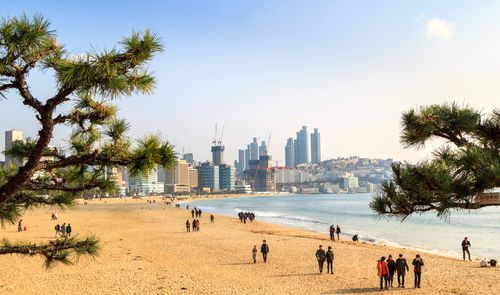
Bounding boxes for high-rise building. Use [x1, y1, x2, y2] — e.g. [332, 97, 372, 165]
[245, 145, 250, 168]
[237, 149, 245, 175]
[244, 155, 276, 192]
[311, 128, 321, 164]
[250, 137, 258, 160]
[5, 130, 24, 168]
[211, 145, 225, 166]
[295, 126, 310, 165]
[259, 141, 267, 156]
[285, 138, 295, 168]
[129, 168, 164, 195]
[219, 164, 235, 191]
[182, 153, 194, 164]
[197, 162, 220, 191]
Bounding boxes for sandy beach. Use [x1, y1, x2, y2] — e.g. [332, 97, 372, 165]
[0, 197, 498, 295]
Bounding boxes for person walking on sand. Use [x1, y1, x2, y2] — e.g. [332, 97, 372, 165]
[336, 225, 341, 241]
[186, 220, 190, 232]
[66, 224, 72, 237]
[18, 219, 22, 232]
[462, 237, 472, 261]
[196, 219, 200, 231]
[377, 256, 389, 290]
[326, 246, 334, 274]
[261, 240, 269, 263]
[316, 245, 326, 274]
[352, 234, 359, 242]
[412, 254, 424, 288]
[329, 225, 335, 241]
[55, 223, 61, 238]
[396, 253, 409, 288]
[210, 214, 214, 223]
[191, 209, 195, 218]
[387, 255, 396, 287]
[252, 245, 258, 264]
[192, 219, 196, 232]
[61, 223, 66, 237]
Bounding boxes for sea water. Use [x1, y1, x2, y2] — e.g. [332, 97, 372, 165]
[185, 193, 500, 260]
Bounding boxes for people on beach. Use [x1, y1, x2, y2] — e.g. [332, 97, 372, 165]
[196, 219, 200, 231]
[54, 212, 58, 220]
[198, 209, 202, 217]
[55, 223, 61, 238]
[326, 246, 334, 274]
[316, 245, 326, 274]
[252, 245, 258, 264]
[329, 225, 335, 241]
[18, 219, 22, 232]
[377, 256, 389, 290]
[336, 225, 341, 241]
[210, 214, 214, 223]
[186, 220, 190, 232]
[462, 237, 471, 261]
[352, 234, 359, 242]
[387, 255, 396, 287]
[238, 211, 255, 224]
[412, 254, 424, 288]
[191, 209, 195, 218]
[261, 240, 269, 263]
[192, 219, 196, 232]
[66, 223, 72, 237]
[396, 253, 409, 288]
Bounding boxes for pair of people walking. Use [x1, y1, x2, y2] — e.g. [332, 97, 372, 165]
[252, 240, 269, 263]
[315, 245, 334, 274]
[328, 225, 341, 241]
[378, 253, 423, 290]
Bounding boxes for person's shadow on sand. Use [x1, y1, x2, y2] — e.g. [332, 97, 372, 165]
[322, 287, 407, 294]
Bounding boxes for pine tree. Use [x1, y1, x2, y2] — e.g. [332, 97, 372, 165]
[370, 102, 499, 219]
[0, 14, 175, 267]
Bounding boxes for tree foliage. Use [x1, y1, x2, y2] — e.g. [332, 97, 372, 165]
[370, 102, 499, 219]
[0, 14, 175, 267]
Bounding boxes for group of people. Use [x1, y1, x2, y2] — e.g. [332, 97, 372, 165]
[238, 211, 255, 224]
[377, 253, 423, 290]
[186, 219, 200, 232]
[328, 225, 341, 241]
[191, 208, 202, 218]
[54, 223, 72, 238]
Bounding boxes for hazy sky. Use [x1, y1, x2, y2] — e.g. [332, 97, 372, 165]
[1, 1, 499, 164]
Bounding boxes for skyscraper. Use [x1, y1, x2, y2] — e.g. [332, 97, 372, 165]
[311, 128, 321, 164]
[237, 149, 245, 175]
[285, 138, 295, 168]
[211, 145, 225, 166]
[5, 130, 24, 168]
[259, 140, 267, 156]
[250, 137, 258, 160]
[297, 126, 310, 165]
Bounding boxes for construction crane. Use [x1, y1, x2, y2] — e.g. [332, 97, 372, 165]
[212, 123, 218, 145]
[218, 124, 224, 146]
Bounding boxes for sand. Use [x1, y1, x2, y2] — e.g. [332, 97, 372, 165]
[0, 197, 498, 295]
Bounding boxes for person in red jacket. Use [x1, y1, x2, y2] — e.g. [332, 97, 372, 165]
[377, 256, 389, 290]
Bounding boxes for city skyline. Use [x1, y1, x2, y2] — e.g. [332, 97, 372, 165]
[1, 1, 499, 165]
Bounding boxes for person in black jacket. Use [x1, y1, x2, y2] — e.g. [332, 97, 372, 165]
[66, 224, 72, 237]
[261, 240, 269, 263]
[336, 225, 341, 241]
[387, 255, 396, 287]
[186, 220, 190, 232]
[412, 254, 424, 288]
[395, 254, 409, 288]
[326, 246, 334, 274]
[462, 237, 471, 261]
[316, 245, 326, 274]
[191, 209, 195, 218]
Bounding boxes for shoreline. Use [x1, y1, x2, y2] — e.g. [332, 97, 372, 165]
[181, 196, 489, 263]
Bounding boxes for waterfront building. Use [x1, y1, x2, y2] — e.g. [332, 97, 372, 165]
[310, 128, 321, 164]
[197, 162, 220, 191]
[129, 168, 164, 195]
[285, 138, 295, 168]
[297, 126, 310, 165]
[219, 164, 236, 191]
[235, 184, 252, 194]
[343, 175, 359, 190]
[211, 145, 225, 166]
[244, 155, 276, 192]
[5, 130, 24, 168]
[237, 149, 245, 175]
